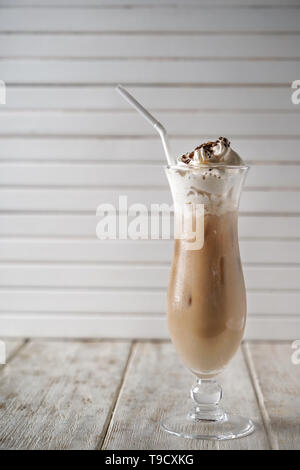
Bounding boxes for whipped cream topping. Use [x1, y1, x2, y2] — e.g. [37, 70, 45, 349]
[177, 137, 244, 168]
[167, 137, 247, 216]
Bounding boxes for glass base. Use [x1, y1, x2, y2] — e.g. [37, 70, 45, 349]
[161, 412, 255, 441]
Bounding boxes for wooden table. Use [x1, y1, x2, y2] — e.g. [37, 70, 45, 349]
[0, 339, 299, 450]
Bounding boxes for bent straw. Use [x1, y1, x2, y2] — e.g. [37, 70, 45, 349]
[115, 84, 173, 166]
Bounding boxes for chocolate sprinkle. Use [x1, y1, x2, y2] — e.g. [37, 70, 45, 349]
[179, 136, 230, 165]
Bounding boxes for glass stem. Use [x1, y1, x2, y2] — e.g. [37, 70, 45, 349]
[188, 379, 226, 422]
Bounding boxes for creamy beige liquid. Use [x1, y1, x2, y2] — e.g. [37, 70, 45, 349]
[167, 211, 246, 377]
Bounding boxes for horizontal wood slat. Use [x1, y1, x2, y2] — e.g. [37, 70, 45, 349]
[0, 215, 299, 238]
[1, 265, 299, 290]
[0, 137, 299, 162]
[0, 289, 299, 314]
[1, 34, 300, 59]
[3, 86, 297, 111]
[0, 313, 298, 340]
[0, 111, 299, 136]
[1, 1, 299, 6]
[2, 1, 299, 7]
[0, 7, 299, 33]
[0, 189, 298, 213]
[0, 290, 164, 313]
[0, 239, 299, 263]
[0, 163, 298, 188]
[1, 59, 298, 84]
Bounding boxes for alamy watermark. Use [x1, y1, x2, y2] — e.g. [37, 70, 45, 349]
[290, 82, 300, 365]
[291, 340, 300, 366]
[291, 80, 300, 105]
[0, 80, 6, 105]
[0, 341, 6, 365]
[96, 196, 204, 250]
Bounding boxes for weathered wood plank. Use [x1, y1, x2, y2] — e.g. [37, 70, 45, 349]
[0, 340, 132, 450]
[0, 339, 26, 368]
[5, 340, 26, 360]
[103, 341, 268, 450]
[244, 342, 300, 450]
[219, 345, 269, 450]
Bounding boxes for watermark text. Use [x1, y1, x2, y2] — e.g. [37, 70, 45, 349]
[291, 80, 300, 105]
[0, 341, 6, 365]
[96, 196, 204, 250]
[0, 80, 6, 105]
[291, 340, 300, 365]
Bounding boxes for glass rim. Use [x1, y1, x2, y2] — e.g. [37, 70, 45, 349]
[165, 164, 249, 171]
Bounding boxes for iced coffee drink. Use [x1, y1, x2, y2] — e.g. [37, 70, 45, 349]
[166, 137, 248, 378]
[114, 86, 254, 439]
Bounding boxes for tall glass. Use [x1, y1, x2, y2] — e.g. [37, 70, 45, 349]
[161, 164, 254, 440]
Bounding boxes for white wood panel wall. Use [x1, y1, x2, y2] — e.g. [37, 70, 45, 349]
[0, 0, 299, 339]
